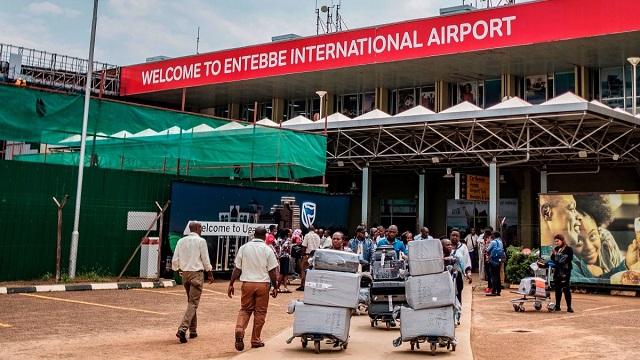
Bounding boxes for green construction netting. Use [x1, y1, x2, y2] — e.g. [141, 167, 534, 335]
[0, 84, 326, 179]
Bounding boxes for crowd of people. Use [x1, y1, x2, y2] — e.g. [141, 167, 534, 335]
[167, 191, 640, 347]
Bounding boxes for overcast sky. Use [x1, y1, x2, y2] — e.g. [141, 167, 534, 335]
[0, 0, 532, 66]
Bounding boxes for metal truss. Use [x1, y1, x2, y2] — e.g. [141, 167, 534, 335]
[0, 43, 119, 96]
[323, 109, 640, 175]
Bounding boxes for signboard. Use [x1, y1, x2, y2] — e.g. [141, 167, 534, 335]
[538, 192, 640, 287]
[169, 181, 350, 271]
[446, 198, 517, 233]
[120, 0, 640, 95]
[460, 174, 490, 201]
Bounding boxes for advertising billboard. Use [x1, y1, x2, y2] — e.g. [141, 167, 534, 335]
[168, 181, 350, 271]
[538, 193, 640, 286]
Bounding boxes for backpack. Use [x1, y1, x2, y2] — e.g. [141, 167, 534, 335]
[489, 240, 505, 266]
[291, 244, 304, 259]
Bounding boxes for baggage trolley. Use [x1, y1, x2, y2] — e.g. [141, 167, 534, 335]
[510, 259, 556, 312]
[369, 246, 407, 329]
[286, 333, 348, 354]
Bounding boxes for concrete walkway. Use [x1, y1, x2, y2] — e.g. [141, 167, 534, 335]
[234, 276, 473, 359]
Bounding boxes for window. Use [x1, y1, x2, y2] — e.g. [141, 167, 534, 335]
[380, 199, 416, 233]
[484, 79, 501, 108]
[525, 74, 547, 104]
[600, 67, 624, 108]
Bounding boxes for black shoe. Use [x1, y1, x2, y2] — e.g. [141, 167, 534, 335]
[235, 335, 244, 351]
[495, 293, 501, 296]
[295, 286, 305, 291]
[567, 308, 574, 313]
[389, 320, 396, 327]
[176, 330, 187, 343]
[189, 332, 197, 339]
[554, 306, 561, 311]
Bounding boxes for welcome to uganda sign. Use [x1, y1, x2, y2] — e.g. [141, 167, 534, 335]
[539, 192, 640, 287]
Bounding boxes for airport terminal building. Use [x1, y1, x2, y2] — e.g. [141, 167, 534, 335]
[3, 0, 640, 250]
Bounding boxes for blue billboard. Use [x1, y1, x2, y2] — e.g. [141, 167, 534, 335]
[168, 181, 350, 271]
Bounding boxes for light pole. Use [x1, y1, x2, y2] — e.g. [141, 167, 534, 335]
[316, 91, 328, 185]
[69, 0, 99, 278]
[628, 57, 640, 115]
[315, 90, 327, 134]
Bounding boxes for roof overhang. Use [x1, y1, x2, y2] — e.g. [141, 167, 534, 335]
[286, 99, 640, 175]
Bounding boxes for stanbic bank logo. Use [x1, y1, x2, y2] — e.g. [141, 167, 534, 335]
[301, 202, 316, 229]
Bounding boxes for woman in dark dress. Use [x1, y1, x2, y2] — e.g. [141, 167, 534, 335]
[551, 234, 574, 312]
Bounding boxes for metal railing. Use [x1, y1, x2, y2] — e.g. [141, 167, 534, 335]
[0, 43, 120, 96]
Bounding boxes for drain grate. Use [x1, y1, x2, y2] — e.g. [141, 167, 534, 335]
[511, 329, 532, 333]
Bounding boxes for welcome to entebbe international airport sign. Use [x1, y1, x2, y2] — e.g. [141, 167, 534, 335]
[119, 0, 640, 95]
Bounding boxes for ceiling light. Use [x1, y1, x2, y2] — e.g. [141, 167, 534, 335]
[443, 168, 454, 178]
[337, 160, 344, 167]
[612, 154, 620, 161]
[431, 156, 440, 163]
[578, 150, 588, 158]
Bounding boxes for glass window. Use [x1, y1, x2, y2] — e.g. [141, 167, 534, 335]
[624, 66, 639, 112]
[339, 94, 359, 118]
[484, 79, 501, 108]
[554, 72, 574, 98]
[288, 99, 307, 119]
[525, 74, 547, 104]
[397, 88, 416, 113]
[457, 81, 478, 105]
[362, 92, 375, 114]
[419, 85, 436, 111]
[380, 199, 416, 232]
[600, 67, 624, 108]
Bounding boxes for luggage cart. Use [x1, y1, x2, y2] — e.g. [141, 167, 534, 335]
[510, 259, 556, 312]
[286, 333, 348, 354]
[369, 246, 407, 330]
[392, 266, 458, 355]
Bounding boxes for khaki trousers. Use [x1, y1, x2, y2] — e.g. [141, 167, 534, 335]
[179, 271, 204, 333]
[235, 282, 271, 345]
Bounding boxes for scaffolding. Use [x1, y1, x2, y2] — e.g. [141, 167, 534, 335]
[0, 43, 119, 96]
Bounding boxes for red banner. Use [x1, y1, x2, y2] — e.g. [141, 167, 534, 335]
[120, 0, 640, 95]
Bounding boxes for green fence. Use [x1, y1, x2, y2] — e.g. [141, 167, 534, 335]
[0, 160, 324, 281]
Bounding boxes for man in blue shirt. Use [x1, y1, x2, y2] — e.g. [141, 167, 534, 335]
[348, 226, 375, 267]
[376, 225, 407, 258]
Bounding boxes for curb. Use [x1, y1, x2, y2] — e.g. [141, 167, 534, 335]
[0, 279, 176, 295]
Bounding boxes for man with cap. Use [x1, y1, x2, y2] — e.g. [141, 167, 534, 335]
[348, 226, 375, 270]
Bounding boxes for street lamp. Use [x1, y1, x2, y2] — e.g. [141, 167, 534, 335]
[316, 90, 327, 134]
[628, 57, 640, 115]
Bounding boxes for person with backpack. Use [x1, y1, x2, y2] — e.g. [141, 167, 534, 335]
[485, 231, 505, 296]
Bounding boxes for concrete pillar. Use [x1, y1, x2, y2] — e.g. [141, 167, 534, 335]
[271, 98, 285, 124]
[418, 173, 425, 229]
[375, 87, 389, 112]
[489, 162, 499, 230]
[575, 65, 591, 100]
[435, 81, 450, 112]
[228, 103, 240, 120]
[501, 74, 517, 99]
[361, 167, 371, 226]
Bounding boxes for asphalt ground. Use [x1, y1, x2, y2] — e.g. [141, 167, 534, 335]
[0, 275, 638, 359]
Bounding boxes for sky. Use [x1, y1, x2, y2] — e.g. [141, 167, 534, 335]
[0, 0, 531, 66]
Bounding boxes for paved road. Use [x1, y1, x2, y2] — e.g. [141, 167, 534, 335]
[235, 278, 473, 359]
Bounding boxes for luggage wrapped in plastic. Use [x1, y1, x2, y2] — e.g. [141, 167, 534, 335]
[290, 301, 351, 342]
[372, 260, 404, 280]
[408, 240, 444, 276]
[399, 305, 455, 340]
[405, 271, 455, 310]
[358, 287, 370, 304]
[312, 249, 360, 273]
[304, 269, 360, 308]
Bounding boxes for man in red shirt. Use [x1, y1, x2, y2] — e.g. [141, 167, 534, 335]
[265, 225, 277, 252]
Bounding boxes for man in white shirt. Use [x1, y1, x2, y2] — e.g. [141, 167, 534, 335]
[414, 227, 434, 241]
[172, 221, 213, 343]
[464, 227, 479, 271]
[228, 226, 278, 351]
[296, 225, 322, 291]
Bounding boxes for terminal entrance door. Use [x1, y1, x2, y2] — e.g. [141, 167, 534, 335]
[379, 199, 416, 234]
